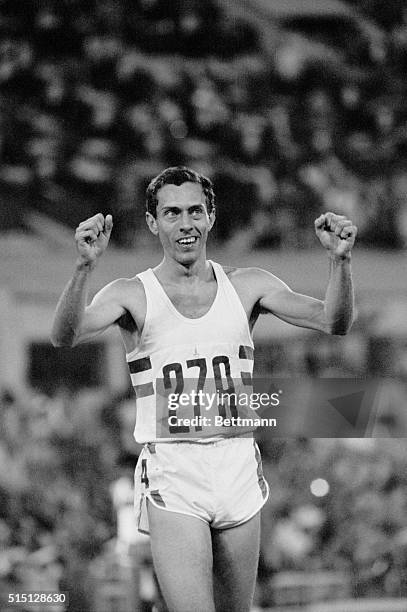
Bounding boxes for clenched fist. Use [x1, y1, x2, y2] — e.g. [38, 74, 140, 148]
[314, 212, 357, 259]
[75, 213, 113, 266]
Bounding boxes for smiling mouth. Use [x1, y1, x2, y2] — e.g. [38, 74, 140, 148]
[177, 236, 198, 246]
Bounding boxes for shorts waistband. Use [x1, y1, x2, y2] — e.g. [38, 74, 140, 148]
[146, 434, 254, 452]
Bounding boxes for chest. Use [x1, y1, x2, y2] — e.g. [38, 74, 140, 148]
[163, 280, 218, 318]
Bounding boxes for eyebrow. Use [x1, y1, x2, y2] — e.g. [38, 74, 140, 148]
[161, 204, 205, 212]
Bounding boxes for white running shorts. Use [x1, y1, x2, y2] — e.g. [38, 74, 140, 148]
[134, 436, 269, 534]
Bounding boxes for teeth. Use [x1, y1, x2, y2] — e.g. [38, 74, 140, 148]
[178, 237, 196, 244]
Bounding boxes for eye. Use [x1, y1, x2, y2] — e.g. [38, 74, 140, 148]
[190, 207, 204, 218]
[164, 209, 178, 219]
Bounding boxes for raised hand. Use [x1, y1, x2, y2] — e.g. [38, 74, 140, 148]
[75, 213, 113, 266]
[314, 212, 357, 259]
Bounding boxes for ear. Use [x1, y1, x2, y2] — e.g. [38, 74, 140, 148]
[146, 211, 159, 235]
[208, 207, 216, 231]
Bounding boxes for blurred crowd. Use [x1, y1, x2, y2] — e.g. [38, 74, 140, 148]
[0, 386, 121, 611]
[259, 437, 407, 604]
[3, 0, 407, 609]
[2, 385, 407, 609]
[1, 0, 407, 247]
[2, 329, 407, 608]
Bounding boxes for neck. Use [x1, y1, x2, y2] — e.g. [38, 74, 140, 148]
[156, 252, 211, 282]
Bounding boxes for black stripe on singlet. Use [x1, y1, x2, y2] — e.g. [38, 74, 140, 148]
[134, 382, 154, 398]
[239, 345, 254, 360]
[128, 357, 154, 398]
[239, 345, 254, 386]
[128, 356, 152, 374]
[240, 372, 252, 386]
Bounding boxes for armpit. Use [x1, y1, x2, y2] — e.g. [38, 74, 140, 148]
[117, 309, 137, 333]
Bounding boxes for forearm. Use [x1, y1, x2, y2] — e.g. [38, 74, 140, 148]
[324, 253, 354, 335]
[51, 260, 94, 347]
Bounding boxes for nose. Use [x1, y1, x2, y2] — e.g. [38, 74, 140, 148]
[179, 210, 193, 232]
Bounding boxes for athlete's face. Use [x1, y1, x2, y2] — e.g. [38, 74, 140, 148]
[146, 182, 215, 264]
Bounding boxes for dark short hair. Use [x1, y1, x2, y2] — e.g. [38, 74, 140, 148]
[146, 166, 215, 218]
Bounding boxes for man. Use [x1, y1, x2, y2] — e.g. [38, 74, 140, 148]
[51, 166, 357, 612]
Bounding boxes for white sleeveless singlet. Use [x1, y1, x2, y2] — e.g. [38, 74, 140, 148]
[126, 260, 255, 443]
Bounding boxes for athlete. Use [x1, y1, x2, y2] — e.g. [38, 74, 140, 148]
[51, 166, 357, 612]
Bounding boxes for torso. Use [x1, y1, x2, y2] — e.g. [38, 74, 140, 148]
[125, 260, 257, 443]
[117, 265, 262, 354]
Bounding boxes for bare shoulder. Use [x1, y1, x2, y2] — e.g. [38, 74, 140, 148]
[222, 265, 288, 292]
[100, 274, 143, 294]
[219, 266, 290, 315]
[116, 275, 145, 294]
[92, 274, 146, 309]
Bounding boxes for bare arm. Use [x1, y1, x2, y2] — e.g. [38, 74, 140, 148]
[51, 213, 124, 347]
[322, 253, 354, 334]
[257, 212, 357, 335]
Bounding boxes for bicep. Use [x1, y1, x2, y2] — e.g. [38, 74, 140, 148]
[75, 283, 127, 345]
